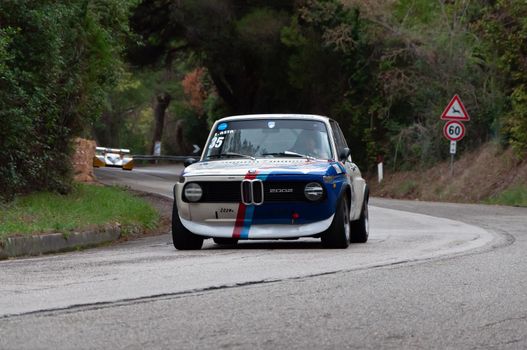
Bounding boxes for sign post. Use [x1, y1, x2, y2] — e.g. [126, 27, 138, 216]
[441, 95, 470, 176]
[153, 141, 162, 156]
[450, 141, 457, 154]
[449, 141, 457, 175]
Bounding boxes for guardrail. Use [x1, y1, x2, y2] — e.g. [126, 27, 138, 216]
[132, 155, 196, 162]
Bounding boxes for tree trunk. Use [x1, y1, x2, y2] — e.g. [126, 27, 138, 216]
[150, 92, 172, 155]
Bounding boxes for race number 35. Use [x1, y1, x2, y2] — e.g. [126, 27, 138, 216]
[208, 136, 225, 149]
[443, 121, 465, 141]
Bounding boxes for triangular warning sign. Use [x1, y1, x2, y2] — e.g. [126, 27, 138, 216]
[440, 94, 470, 121]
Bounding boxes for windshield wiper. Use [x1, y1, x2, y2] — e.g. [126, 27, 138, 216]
[207, 152, 255, 160]
[262, 151, 315, 160]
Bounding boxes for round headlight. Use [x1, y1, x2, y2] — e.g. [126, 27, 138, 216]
[184, 183, 203, 202]
[304, 182, 324, 201]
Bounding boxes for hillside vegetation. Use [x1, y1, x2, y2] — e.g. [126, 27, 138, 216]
[372, 143, 527, 206]
[1, 0, 526, 201]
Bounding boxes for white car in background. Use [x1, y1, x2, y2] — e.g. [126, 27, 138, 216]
[93, 147, 134, 170]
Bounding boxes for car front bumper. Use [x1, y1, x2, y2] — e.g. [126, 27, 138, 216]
[179, 214, 334, 239]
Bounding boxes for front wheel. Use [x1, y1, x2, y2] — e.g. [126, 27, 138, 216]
[350, 189, 369, 243]
[321, 195, 350, 249]
[172, 202, 203, 250]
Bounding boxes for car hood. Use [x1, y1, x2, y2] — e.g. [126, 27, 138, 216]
[183, 158, 344, 177]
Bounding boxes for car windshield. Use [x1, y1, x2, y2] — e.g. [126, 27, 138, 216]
[203, 119, 333, 160]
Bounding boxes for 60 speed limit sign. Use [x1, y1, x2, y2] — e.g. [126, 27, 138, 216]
[443, 120, 465, 141]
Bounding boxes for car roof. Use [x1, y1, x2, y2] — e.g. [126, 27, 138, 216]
[215, 114, 331, 123]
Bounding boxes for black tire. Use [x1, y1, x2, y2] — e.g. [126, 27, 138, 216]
[350, 189, 369, 243]
[172, 202, 204, 250]
[321, 195, 350, 249]
[213, 237, 239, 246]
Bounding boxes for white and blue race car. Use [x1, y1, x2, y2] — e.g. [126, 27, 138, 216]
[172, 114, 369, 249]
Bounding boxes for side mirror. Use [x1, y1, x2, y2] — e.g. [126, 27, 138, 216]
[339, 148, 351, 162]
[184, 157, 198, 167]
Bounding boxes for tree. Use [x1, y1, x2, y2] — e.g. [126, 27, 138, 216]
[0, 0, 133, 200]
[126, 0, 524, 170]
[477, 0, 527, 155]
[130, 0, 295, 114]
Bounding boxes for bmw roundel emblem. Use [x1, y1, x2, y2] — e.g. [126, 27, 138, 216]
[248, 169, 256, 174]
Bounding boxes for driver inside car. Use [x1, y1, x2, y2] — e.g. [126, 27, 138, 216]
[290, 130, 328, 159]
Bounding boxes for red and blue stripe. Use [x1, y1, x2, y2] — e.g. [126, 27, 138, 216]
[232, 170, 270, 239]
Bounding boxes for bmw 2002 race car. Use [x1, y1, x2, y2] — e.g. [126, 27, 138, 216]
[172, 114, 369, 250]
[93, 147, 134, 170]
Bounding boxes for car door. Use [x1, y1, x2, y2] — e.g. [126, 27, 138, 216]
[329, 120, 362, 219]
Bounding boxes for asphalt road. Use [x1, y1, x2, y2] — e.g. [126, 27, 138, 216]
[1, 166, 526, 349]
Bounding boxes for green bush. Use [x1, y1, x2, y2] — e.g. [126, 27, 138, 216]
[0, 0, 133, 201]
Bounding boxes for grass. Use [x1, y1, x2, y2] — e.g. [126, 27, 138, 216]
[485, 185, 527, 207]
[394, 180, 418, 197]
[0, 184, 159, 239]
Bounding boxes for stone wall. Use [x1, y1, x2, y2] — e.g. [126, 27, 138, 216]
[72, 138, 96, 182]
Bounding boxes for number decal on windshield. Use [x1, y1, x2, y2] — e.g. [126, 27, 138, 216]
[208, 136, 225, 149]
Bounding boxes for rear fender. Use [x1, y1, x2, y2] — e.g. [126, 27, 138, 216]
[350, 180, 367, 221]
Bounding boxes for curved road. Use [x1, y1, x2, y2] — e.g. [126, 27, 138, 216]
[1, 165, 526, 349]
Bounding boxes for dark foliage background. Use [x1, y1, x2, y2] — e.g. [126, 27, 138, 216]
[1, 0, 526, 201]
[128, 0, 526, 168]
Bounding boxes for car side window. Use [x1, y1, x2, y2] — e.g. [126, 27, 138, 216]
[335, 123, 349, 149]
[330, 120, 353, 163]
[329, 121, 338, 149]
[329, 120, 345, 151]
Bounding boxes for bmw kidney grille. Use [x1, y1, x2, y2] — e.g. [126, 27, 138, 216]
[241, 179, 264, 205]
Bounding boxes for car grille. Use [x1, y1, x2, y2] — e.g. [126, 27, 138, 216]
[198, 181, 241, 202]
[189, 181, 321, 203]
